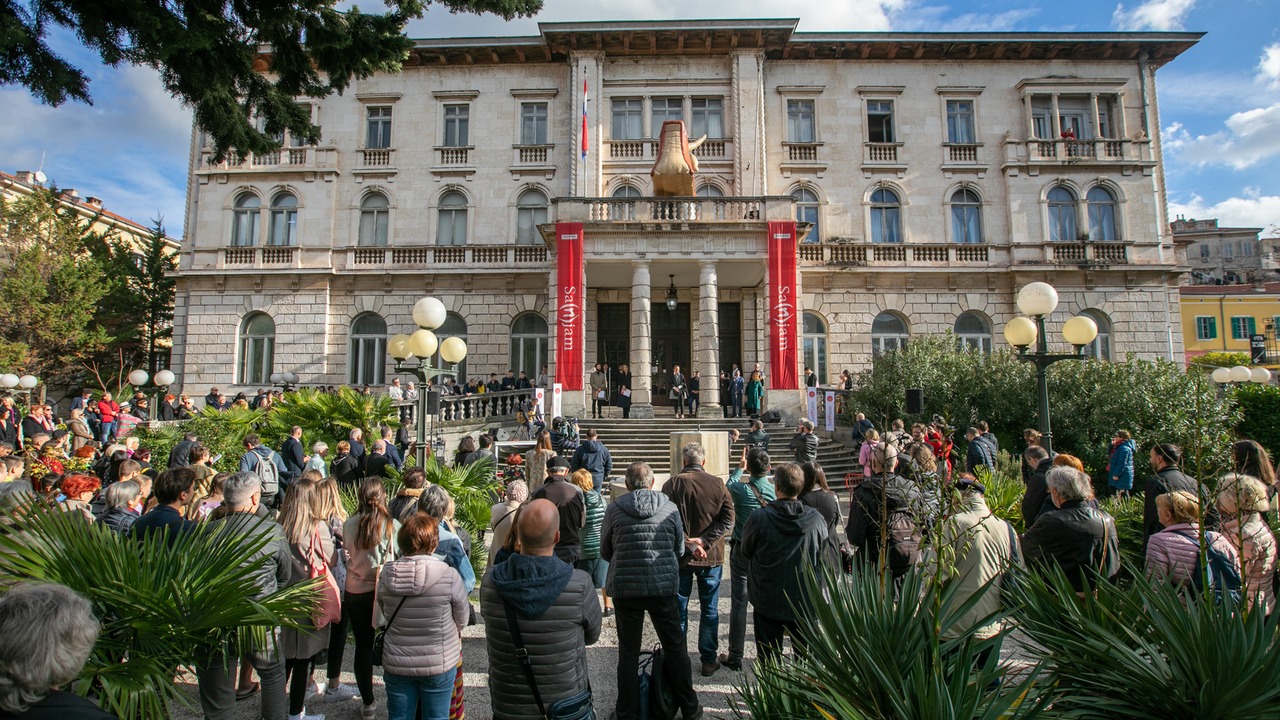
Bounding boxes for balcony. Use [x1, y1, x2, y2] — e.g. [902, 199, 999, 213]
[555, 195, 795, 225]
[798, 242, 994, 267]
[1047, 242, 1129, 265]
[354, 148, 397, 179]
[510, 144, 556, 180]
[341, 244, 551, 270]
[197, 147, 337, 176]
[514, 144, 553, 165]
[780, 142, 826, 176]
[1022, 138, 1152, 165]
[219, 246, 299, 269]
[605, 137, 734, 164]
[436, 146, 472, 165]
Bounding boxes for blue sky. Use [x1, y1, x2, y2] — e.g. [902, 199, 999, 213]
[1, 0, 1277, 237]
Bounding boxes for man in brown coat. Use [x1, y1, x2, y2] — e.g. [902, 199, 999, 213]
[662, 442, 735, 676]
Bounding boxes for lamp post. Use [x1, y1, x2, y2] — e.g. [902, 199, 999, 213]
[269, 371, 300, 391]
[1001, 282, 1099, 455]
[128, 369, 177, 421]
[1211, 365, 1271, 386]
[388, 297, 469, 467]
[1, 373, 41, 405]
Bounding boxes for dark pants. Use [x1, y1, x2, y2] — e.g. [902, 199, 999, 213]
[677, 565, 722, 665]
[344, 591, 378, 704]
[593, 395, 606, 417]
[326, 597, 350, 682]
[754, 610, 807, 663]
[285, 658, 314, 715]
[725, 548, 750, 662]
[614, 595, 700, 720]
[196, 630, 287, 720]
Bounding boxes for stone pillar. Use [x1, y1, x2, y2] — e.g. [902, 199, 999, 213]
[630, 260, 654, 418]
[697, 260, 722, 417]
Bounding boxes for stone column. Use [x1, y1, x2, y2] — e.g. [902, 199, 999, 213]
[697, 260, 722, 417]
[630, 260, 654, 418]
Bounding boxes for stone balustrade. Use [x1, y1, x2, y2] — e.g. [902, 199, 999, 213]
[555, 195, 794, 224]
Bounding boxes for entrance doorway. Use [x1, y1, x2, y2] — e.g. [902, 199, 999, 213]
[597, 304, 630, 397]
[652, 302, 691, 406]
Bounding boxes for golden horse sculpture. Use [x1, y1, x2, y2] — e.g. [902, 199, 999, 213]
[650, 120, 707, 196]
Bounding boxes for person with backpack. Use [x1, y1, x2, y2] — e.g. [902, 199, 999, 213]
[240, 433, 287, 509]
[1215, 475, 1277, 614]
[964, 427, 997, 475]
[847, 443, 930, 581]
[1146, 490, 1240, 595]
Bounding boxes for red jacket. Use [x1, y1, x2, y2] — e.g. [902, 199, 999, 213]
[98, 400, 120, 423]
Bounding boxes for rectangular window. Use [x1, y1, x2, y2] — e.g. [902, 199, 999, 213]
[651, 97, 683, 132]
[366, 106, 392, 148]
[867, 100, 895, 143]
[1223, 244, 1235, 259]
[443, 104, 469, 147]
[611, 98, 642, 140]
[520, 102, 548, 145]
[690, 98, 724, 138]
[787, 100, 815, 143]
[1199, 244, 1211, 258]
[1195, 316, 1217, 341]
[946, 100, 975, 143]
[1232, 316, 1257, 340]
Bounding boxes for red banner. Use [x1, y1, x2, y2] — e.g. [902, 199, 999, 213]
[555, 222, 585, 390]
[767, 220, 798, 390]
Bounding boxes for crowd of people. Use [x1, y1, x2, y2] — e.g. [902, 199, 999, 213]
[4, 392, 1280, 720]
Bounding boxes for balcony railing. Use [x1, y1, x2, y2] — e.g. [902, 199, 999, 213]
[784, 142, 820, 163]
[358, 148, 395, 168]
[1050, 242, 1129, 264]
[221, 246, 298, 267]
[797, 242, 992, 266]
[199, 147, 335, 172]
[436, 146, 472, 165]
[515, 144, 553, 164]
[343, 245, 550, 269]
[944, 143, 981, 163]
[555, 196, 797, 224]
[1027, 138, 1139, 162]
[605, 137, 734, 162]
[864, 142, 903, 164]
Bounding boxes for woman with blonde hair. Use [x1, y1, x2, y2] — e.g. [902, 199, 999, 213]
[571, 468, 612, 616]
[525, 430, 555, 493]
[1146, 490, 1238, 590]
[1216, 474, 1278, 615]
[277, 477, 340, 720]
[311, 474, 359, 705]
[858, 429, 880, 477]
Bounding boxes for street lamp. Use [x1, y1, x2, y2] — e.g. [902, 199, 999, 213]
[269, 371, 300, 391]
[1001, 282, 1099, 455]
[129, 369, 177, 420]
[1, 373, 41, 404]
[389, 297, 469, 467]
[1211, 365, 1270, 386]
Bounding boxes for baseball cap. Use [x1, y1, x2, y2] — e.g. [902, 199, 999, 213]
[548, 456, 572, 471]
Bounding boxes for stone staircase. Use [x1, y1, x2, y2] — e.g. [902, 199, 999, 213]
[577, 415, 863, 491]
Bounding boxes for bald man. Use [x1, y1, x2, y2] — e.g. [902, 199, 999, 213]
[481, 499, 601, 719]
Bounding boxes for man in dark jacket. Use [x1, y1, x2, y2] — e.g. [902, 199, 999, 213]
[1142, 443, 1213, 551]
[722, 446, 775, 671]
[1023, 465, 1120, 593]
[167, 431, 198, 469]
[570, 428, 613, 492]
[740, 462, 827, 662]
[279, 426, 305, 484]
[789, 419, 819, 464]
[130, 467, 196, 546]
[601, 462, 702, 720]
[203, 387, 221, 410]
[965, 427, 997, 475]
[847, 443, 930, 579]
[347, 428, 366, 471]
[364, 440, 394, 479]
[743, 419, 771, 452]
[1021, 445, 1055, 528]
[662, 442, 734, 677]
[531, 457, 586, 564]
[481, 499, 601, 720]
[196, 471, 290, 720]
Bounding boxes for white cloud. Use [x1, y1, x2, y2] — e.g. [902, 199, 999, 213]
[889, 4, 1038, 32]
[1111, 0, 1196, 31]
[1162, 102, 1280, 169]
[1169, 193, 1280, 234]
[1259, 42, 1280, 89]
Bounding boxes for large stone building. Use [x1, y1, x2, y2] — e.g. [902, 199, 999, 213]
[172, 19, 1197, 418]
[1172, 217, 1269, 285]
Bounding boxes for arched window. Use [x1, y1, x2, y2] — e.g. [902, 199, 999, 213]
[231, 194, 260, 247]
[950, 188, 983, 244]
[509, 313, 549, 376]
[430, 313, 469, 383]
[237, 313, 275, 384]
[802, 312, 828, 381]
[792, 188, 820, 242]
[610, 184, 641, 220]
[697, 185, 724, 198]
[1048, 186, 1078, 242]
[516, 190, 549, 245]
[871, 312, 909, 357]
[1082, 309, 1112, 360]
[268, 192, 298, 246]
[437, 191, 468, 246]
[1087, 187, 1118, 242]
[954, 311, 992, 353]
[349, 313, 387, 385]
[359, 193, 390, 247]
[870, 188, 902, 244]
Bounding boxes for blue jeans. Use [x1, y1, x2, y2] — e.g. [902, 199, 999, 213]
[385, 670, 454, 720]
[726, 547, 749, 662]
[99, 420, 116, 445]
[677, 564, 722, 665]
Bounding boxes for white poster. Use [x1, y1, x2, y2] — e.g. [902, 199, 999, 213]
[806, 387, 819, 426]
[824, 391, 836, 432]
[552, 383, 563, 419]
[534, 387, 546, 421]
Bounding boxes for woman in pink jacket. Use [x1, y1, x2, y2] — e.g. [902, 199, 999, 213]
[1145, 490, 1239, 590]
[377, 513, 469, 720]
[1216, 474, 1278, 615]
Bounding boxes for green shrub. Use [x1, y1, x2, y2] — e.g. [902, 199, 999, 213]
[1189, 351, 1251, 372]
[130, 405, 266, 473]
[1099, 494, 1146, 573]
[262, 386, 398, 449]
[977, 451, 1025, 533]
[1232, 383, 1280, 461]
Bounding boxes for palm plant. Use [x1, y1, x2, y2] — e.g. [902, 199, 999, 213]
[421, 454, 499, 536]
[1011, 563, 1280, 718]
[263, 387, 398, 449]
[977, 451, 1025, 532]
[0, 504, 317, 719]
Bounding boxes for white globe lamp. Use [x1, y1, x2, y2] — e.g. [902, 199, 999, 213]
[1229, 365, 1252, 383]
[0, 374, 18, 389]
[440, 336, 468, 365]
[1211, 367, 1232, 384]
[1062, 315, 1099, 347]
[18, 375, 39, 390]
[1016, 282, 1059, 317]
[388, 334, 412, 360]
[412, 298, 447, 330]
[1003, 316, 1038, 348]
[155, 370, 176, 386]
[1250, 367, 1271, 384]
[409, 329, 439, 359]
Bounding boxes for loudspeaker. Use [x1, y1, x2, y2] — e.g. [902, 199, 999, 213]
[426, 390, 441, 414]
[761, 410, 782, 424]
[905, 388, 924, 415]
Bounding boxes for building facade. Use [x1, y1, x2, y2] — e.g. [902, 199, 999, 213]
[172, 19, 1197, 418]
[1172, 217, 1268, 285]
[1181, 283, 1280, 369]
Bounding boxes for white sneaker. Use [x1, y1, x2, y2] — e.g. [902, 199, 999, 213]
[361, 702, 377, 720]
[288, 711, 325, 720]
[304, 681, 325, 700]
[321, 683, 358, 703]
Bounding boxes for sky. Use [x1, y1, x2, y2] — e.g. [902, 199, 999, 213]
[1, 0, 1277, 238]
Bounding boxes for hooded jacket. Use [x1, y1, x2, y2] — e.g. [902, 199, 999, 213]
[739, 498, 827, 622]
[570, 439, 613, 492]
[480, 554, 601, 720]
[1108, 439, 1135, 490]
[377, 553, 469, 677]
[847, 472, 932, 577]
[600, 489, 685, 599]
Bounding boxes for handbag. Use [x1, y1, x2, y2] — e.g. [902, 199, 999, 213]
[503, 600, 595, 720]
[371, 595, 407, 666]
[308, 528, 342, 627]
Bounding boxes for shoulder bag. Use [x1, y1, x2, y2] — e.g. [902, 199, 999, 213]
[372, 595, 408, 666]
[503, 600, 595, 720]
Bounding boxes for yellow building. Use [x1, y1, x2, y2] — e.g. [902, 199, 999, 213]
[1180, 284, 1280, 368]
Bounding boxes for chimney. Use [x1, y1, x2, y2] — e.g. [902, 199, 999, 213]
[61, 188, 79, 201]
[15, 171, 35, 183]
[85, 196, 104, 210]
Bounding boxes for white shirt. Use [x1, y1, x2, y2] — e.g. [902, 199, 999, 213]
[388, 385, 404, 400]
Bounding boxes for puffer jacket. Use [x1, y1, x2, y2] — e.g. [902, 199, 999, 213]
[1220, 515, 1278, 615]
[1108, 439, 1135, 490]
[740, 498, 827, 622]
[600, 489, 685, 599]
[570, 440, 613, 492]
[480, 554, 602, 720]
[377, 553, 468, 677]
[1143, 467, 1215, 548]
[1022, 500, 1121, 593]
[579, 490, 605, 561]
[1145, 522, 1239, 589]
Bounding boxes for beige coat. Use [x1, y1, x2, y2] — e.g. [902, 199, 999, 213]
[281, 522, 338, 659]
[924, 494, 1017, 640]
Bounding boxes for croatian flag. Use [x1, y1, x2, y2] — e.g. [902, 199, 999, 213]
[581, 77, 588, 160]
